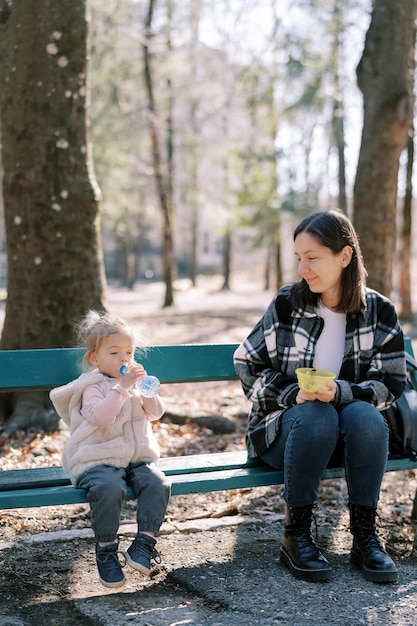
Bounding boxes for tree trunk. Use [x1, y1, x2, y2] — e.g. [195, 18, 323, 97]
[0, 0, 106, 432]
[264, 240, 272, 291]
[221, 229, 231, 291]
[331, 0, 347, 215]
[399, 131, 414, 320]
[143, 0, 175, 307]
[353, 0, 416, 296]
[0, 0, 106, 349]
[399, 17, 416, 320]
[0, 119, 4, 287]
[187, 1, 202, 287]
[275, 239, 281, 292]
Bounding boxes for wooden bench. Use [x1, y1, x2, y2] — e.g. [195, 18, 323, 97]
[1, 340, 417, 516]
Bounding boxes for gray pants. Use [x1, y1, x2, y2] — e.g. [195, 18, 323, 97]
[77, 462, 171, 543]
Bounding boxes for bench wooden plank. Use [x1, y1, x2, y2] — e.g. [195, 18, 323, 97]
[1, 456, 415, 510]
[1, 339, 412, 390]
[0, 466, 71, 490]
[2, 450, 415, 493]
[0, 452, 251, 491]
[0, 343, 239, 392]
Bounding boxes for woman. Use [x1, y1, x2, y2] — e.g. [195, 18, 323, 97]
[234, 210, 406, 584]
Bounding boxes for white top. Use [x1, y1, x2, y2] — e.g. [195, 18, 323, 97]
[313, 301, 346, 376]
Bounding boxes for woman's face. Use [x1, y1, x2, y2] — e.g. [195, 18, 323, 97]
[294, 231, 352, 308]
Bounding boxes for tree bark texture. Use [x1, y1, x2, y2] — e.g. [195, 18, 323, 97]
[143, 0, 175, 308]
[399, 132, 414, 319]
[0, 0, 106, 349]
[353, 0, 416, 296]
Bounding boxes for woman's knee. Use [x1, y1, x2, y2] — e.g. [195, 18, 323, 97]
[289, 401, 338, 433]
[260, 403, 338, 469]
[283, 400, 337, 421]
[340, 402, 388, 440]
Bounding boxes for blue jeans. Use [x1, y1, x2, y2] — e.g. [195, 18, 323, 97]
[260, 401, 389, 509]
[77, 462, 171, 543]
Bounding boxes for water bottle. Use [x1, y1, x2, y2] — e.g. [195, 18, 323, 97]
[137, 375, 161, 397]
[119, 365, 161, 398]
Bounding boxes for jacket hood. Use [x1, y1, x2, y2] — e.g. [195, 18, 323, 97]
[49, 371, 104, 425]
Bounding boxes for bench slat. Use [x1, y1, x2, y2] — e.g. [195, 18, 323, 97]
[3, 339, 413, 390]
[0, 451, 251, 491]
[2, 451, 415, 493]
[0, 466, 70, 490]
[0, 456, 415, 510]
[0, 344, 239, 391]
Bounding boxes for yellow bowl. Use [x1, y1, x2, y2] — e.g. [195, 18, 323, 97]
[296, 368, 336, 393]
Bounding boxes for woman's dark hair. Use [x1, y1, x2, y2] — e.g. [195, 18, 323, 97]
[291, 210, 367, 313]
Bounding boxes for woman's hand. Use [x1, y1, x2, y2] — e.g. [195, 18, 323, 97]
[296, 381, 336, 404]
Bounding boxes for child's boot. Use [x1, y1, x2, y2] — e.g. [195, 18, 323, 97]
[95, 542, 126, 588]
[126, 533, 160, 576]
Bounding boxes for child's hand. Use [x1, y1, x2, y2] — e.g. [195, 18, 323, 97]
[120, 363, 146, 390]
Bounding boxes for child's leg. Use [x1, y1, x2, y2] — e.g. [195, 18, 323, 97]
[127, 461, 171, 534]
[77, 465, 128, 587]
[77, 465, 127, 542]
[125, 462, 171, 575]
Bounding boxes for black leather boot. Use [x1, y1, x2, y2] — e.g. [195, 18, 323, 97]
[280, 503, 332, 582]
[349, 503, 397, 583]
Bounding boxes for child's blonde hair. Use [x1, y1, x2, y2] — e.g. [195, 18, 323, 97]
[77, 311, 146, 370]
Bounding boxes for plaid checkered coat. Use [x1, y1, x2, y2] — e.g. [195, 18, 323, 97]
[233, 284, 406, 458]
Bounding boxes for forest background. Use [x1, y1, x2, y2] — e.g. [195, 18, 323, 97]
[78, 0, 417, 311]
[81, 0, 417, 311]
[0, 0, 416, 433]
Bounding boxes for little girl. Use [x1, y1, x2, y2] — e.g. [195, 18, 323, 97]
[50, 311, 171, 589]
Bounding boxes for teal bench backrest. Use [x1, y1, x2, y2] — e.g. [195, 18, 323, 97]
[0, 336, 413, 393]
[0, 343, 240, 392]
